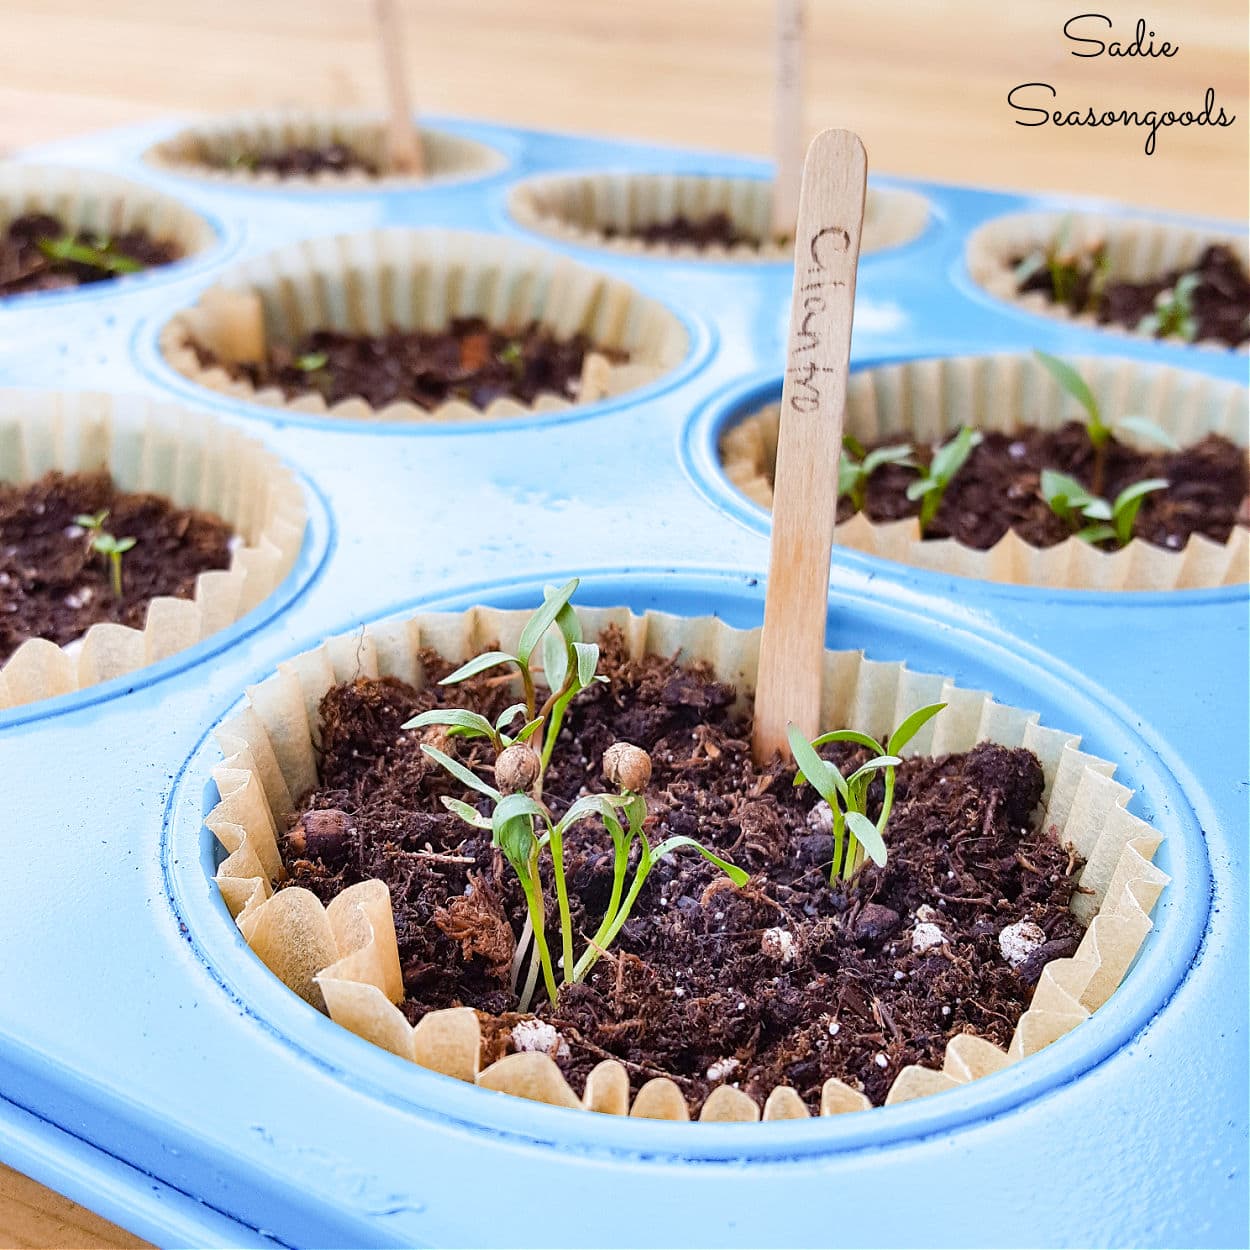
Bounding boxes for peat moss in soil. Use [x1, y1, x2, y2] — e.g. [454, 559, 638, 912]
[1015, 242, 1250, 348]
[280, 629, 1086, 1111]
[823, 423, 1246, 552]
[0, 470, 235, 663]
[199, 317, 628, 413]
[214, 143, 380, 179]
[0, 213, 181, 296]
[602, 212, 783, 252]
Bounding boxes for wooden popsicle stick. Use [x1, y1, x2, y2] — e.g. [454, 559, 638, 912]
[770, 0, 805, 240]
[753, 128, 867, 764]
[374, 0, 425, 176]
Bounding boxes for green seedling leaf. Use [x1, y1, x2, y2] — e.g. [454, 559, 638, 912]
[1114, 416, 1178, 451]
[845, 755, 903, 787]
[573, 641, 599, 688]
[511, 718, 544, 743]
[845, 811, 888, 868]
[1075, 522, 1117, 545]
[1033, 350, 1101, 428]
[787, 725, 849, 804]
[648, 836, 748, 887]
[439, 650, 520, 685]
[296, 352, 329, 372]
[1041, 469, 1098, 527]
[420, 743, 502, 800]
[888, 702, 947, 754]
[809, 728, 885, 755]
[37, 235, 144, 274]
[837, 452, 861, 500]
[74, 509, 108, 530]
[1111, 477, 1168, 544]
[1012, 250, 1047, 286]
[495, 702, 529, 731]
[863, 444, 915, 475]
[517, 578, 579, 664]
[560, 792, 636, 830]
[928, 425, 982, 483]
[542, 628, 568, 694]
[403, 708, 497, 740]
[440, 796, 491, 830]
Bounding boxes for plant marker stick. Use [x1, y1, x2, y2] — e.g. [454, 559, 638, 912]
[374, 0, 424, 175]
[771, 0, 805, 239]
[753, 128, 867, 764]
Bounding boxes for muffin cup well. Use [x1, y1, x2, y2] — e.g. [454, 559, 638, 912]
[965, 210, 1249, 353]
[0, 391, 306, 711]
[207, 604, 1166, 1121]
[160, 229, 691, 423]
[719, 353, 1248, 591]
[144, 112, 503, 190]
[508, 171, 930, 262]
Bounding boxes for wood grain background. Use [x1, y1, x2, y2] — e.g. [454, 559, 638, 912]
[0, 0, 1245, 1245]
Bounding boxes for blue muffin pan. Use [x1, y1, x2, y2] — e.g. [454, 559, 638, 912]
[0, 116, 1246, 1249]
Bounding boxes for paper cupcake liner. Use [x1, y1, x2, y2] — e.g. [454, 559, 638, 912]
[160, 228, 691, 423]
[207, 603, 1167, 1122]
[507, 172, 930, 262]
[719, 353, 1249, 591]
[144, 111, 504, 190]
[0, 164, 215, 272]
[965, 210, 1250, 354]
[0, 391, 306, 711]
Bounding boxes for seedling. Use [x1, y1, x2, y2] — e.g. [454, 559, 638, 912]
[1137, 272, 1200, 342]
[1013, 216, 1108, 311]
[905, 426, 982, 534]
[1040, 470, 1168, 548]
[73, 510, 137, 596]
[404, 580, 746, 1010]
[839, 435, 915, 512]
[1033, 350, 1176, 496]
[36, 234, 144, 276]
[788, 703, 946, 885]
[295, 351, 329, 372]
[498, 341, 524, 374]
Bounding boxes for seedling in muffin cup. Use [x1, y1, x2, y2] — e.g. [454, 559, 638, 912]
[36, 233, 144, 276]
[1137, 272, 1200, 342]
[905, 425, 982, 535]
[1040, 470, 1168, 549]
[91, 531, 137, 597]
[1012, 215, 1109, 311]
[404, 581, 745, 1010]
[839, 435, 915, 512]
[788, 702, 945, 884]
[1033, 350, 1176, 495]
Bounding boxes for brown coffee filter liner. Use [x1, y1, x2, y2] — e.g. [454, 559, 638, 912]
[507, 172, 930, 262]
[0, 164, 216, 263]
[965, 210, 1250, 354]
[720, 353, 1249, 591]
[159, 228, 691, 423]
[207, 604, 1167, 1122]
[0, 391, 306, 711]
[144, 111, 504, 190]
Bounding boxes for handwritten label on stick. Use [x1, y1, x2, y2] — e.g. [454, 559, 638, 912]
[753, 130, 867, 764]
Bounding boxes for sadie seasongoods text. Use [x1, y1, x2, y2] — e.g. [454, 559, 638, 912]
[1007, 14, 1236, 155]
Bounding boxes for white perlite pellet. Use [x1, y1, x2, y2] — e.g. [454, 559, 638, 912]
[511, 1019, 567, 1058]
[911, 922, 945, 953]
[807, 800, 834, 834]
[998, 919, 1047, 968]
[706, 1057, 740, 1082]
[761, 926, 798, 964]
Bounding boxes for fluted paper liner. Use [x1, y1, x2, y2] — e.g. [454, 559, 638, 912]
[145, 112, 503, 190]
[719, 353, 1249, 591]
[966, 210, 1250, 354]
[207, 603, 1167, 1122]
[0, 391, 306, 711]
[160, 228, 689, 423]
[508, 172, 929, 262]
[0, 164, 215, 280]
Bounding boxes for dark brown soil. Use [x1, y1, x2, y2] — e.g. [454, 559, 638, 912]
[280, 630, 1085, 1111]
[0, 470, 235, 662]
[1016, 242, 1250, 348]
[202, 317, 626, 412]
[825, 423, 1247, 551]
[603, 212, 777, 252]
[0, 213, 180, 296]
[216, 143, 379, 178]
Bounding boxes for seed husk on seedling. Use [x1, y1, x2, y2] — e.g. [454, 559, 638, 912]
[1040, 469, 1168, 548]
[1033, 350, 1176, 496]
[788, 703, 945, 885]
[404, 580, 746, 1010]
[905, 426, 982, 534]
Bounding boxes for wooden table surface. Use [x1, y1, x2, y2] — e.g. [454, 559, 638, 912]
[0, 1, 1245, 1245]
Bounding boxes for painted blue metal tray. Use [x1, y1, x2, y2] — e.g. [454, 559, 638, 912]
[0, 116, 1245, 1249]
